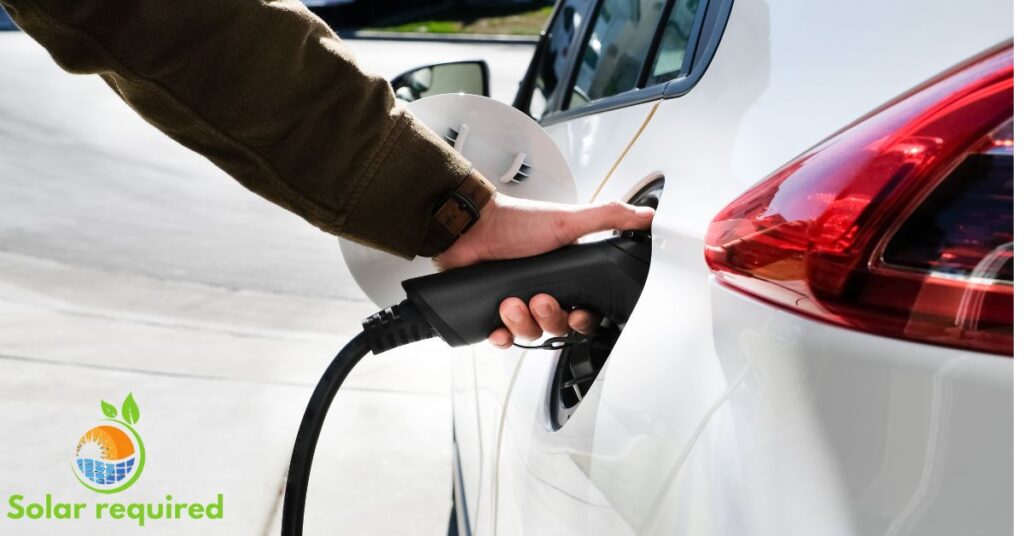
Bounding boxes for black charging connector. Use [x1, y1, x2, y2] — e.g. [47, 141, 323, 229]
[403, 234, 651, 347]
[282, 233, 652, 536]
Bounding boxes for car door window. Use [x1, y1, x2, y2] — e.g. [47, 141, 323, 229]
[567, 0, 667, 110]
[647, 0, 702, 84]
[528, 0, 590, 119]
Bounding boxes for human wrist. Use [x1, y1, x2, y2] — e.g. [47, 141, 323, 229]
[417, 170, 496, 258]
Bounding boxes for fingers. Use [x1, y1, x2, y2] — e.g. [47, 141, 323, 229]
[568, 309, 598, 334]
[488, 328, 513, 349]
[490, 295, 604, 348]
[498, 297, 542, 340]
[568, 201, 655, 239]
[528, 294, 570, 336]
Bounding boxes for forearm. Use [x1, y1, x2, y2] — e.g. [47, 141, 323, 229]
[1, 0, 493, 258]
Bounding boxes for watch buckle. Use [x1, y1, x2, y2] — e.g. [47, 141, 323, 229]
[433, 190, 480, 236]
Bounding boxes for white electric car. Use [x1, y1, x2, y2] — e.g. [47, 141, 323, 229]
[371, 0, 1014, 534]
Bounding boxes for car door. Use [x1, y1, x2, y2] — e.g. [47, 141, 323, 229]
[469, 1, 730, 534]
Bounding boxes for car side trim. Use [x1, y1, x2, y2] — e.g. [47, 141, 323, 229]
[663, 0, 735, 99]
[539, 0, 734, 127]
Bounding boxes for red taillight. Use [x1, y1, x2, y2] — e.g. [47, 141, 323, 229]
[705, 47, 1013, 356]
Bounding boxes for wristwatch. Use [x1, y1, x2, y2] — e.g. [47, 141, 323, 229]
[418, 170, 495, 257]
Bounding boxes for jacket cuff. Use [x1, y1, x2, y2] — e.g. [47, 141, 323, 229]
[417, 170, 495, 258]
[338, 111, 495, 259]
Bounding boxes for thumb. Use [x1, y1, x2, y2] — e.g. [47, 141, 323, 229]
[568, 201, 655, 238]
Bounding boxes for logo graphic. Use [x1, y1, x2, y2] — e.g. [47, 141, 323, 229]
[71, 393, 146, 494]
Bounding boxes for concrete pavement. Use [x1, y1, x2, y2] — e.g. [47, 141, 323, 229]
[0, 32, 532, 535]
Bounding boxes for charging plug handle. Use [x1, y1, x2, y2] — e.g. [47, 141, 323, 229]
[403, 234, 651, 347]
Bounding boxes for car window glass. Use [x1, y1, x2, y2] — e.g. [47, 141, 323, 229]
[647, 0, 701, 84]
[567, 0, 667, 110]
[528, 0, 589, 119]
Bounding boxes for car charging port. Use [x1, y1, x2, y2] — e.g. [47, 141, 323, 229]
[549, 179, 663, 431]
[550, 323, 619, 429]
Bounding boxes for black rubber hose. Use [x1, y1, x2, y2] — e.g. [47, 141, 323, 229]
[281, 332, 371, 536]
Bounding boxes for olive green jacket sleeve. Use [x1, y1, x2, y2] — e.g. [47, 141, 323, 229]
[0, 0, 495, 258]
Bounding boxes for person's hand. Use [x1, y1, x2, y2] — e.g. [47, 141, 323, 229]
[435, 192, 655, 349]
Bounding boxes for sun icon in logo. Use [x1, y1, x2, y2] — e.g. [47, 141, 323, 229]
[72, 393, 146, 494]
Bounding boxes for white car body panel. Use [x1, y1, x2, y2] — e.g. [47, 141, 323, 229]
[543, 101, 658, 202]
[452, 0, 1014, 534]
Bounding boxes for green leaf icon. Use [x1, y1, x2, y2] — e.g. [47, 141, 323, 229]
[101, 400, 117, 419]
[122, 393, 140, 425]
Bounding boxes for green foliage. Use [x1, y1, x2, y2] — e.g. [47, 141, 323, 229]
[121, 393, 140, 425]
[373, 6, 553, 36]
[101, 400, 117, 419]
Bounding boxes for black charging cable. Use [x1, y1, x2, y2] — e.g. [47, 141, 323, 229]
[280, 333, 369, 536]
[281, 300, 436, 536]
[279, 300, 585, 536]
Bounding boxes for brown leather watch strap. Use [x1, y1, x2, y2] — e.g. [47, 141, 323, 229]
[418, 170, 495, 257]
